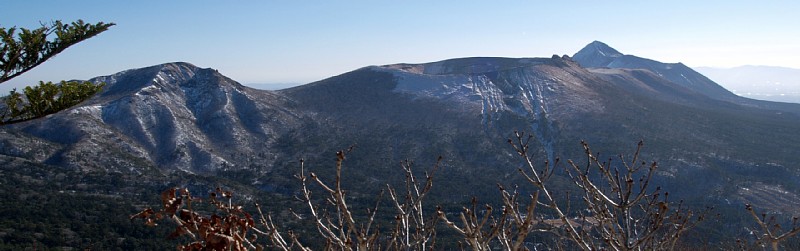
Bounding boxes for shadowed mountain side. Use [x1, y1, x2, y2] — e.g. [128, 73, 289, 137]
[276, 55, 800, 205]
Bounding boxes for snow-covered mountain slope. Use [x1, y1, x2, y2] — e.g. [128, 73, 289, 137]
[373, 56, 605, 162]
[281, 53, 800, 194]
[1, 62, 302, 174]
[381, 56, 603, 119]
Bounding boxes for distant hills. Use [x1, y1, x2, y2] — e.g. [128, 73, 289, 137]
[244, 82, 302, 90]
[695, 65, 800, 104]
[2, 41, 800, 247]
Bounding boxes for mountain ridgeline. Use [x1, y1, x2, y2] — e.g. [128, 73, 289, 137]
[695, 65, 800, 103]
[2, 41, 800, 247]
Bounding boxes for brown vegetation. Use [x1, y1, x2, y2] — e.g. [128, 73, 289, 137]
[133, 133, 795, 250]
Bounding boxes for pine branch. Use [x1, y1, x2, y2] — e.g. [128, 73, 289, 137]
[1, 20, 115, 84]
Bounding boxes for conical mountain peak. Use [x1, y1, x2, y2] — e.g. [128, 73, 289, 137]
[586, 41, 623, 57]
[571, 41, 739, 100]
[572, 41, 623, 68]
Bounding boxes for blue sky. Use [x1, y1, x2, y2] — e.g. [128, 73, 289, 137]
[1, 1, 798, 92]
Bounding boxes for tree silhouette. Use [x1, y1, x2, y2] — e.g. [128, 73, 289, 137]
[0, 20, 113, 124]
[1, 20, 114, 84]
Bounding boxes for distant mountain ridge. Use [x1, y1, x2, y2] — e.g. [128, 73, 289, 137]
[245, 83, 302, 90]
[695, 65, 800, 104]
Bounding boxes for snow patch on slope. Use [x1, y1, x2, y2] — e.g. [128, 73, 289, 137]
[380, 61, 605, 164]
[380, 67, 513, 124]
[70, 105, 103, 119]
[389, 69, 471, 96]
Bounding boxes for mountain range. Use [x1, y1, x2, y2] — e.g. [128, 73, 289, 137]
[695, 65, 800, 104]
[2, 41, 800, 247]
